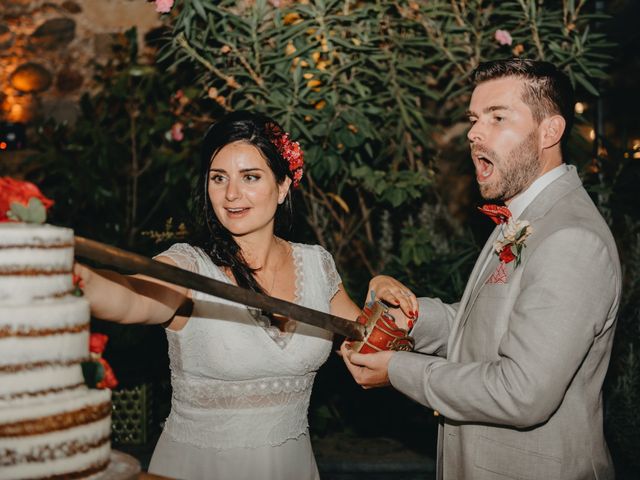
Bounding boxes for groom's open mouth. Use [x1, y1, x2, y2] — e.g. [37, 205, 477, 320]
[472, 152, 494, 183]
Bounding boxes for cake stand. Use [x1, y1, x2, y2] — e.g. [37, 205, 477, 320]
[98, 450, 141, 480]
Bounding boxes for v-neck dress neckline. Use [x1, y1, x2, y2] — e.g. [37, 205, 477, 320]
[209, 242, 303, 349]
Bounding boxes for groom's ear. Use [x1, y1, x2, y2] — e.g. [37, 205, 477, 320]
[540, 114, 566, 149]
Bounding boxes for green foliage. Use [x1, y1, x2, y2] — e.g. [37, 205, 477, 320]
[23, 29, 207, 376]
[27, 28, 202, 252]
[584, 147, 640, 474]
[163, 0, 613, 297]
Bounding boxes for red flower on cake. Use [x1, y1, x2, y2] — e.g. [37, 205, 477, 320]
[89, 333, 118, 389]
[0, 177, 54, 222]
[90, 333, 109, 354]
[97, 358, 119, 389]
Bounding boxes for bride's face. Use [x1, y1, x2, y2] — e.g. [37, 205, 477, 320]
[208, 141, 291, 238]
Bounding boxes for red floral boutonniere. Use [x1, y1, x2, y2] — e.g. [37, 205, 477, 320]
[493, 218, 533, 268]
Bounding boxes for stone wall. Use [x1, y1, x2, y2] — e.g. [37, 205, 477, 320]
[1, 0, 163, 125]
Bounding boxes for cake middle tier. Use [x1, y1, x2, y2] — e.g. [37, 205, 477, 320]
[0, 297, 91, 403]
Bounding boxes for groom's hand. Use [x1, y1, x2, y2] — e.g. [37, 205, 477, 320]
[339, 341, 393, 389]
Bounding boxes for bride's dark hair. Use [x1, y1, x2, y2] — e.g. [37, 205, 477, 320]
[194, 111, 294, 294]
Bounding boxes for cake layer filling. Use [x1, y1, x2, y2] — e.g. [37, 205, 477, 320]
[0, 246, 74, 272]
[0, 296, 89, 335]
[0, 328, 89, 368]
[0, 388, 111, 432]
[0, 274, 72, 303]
[0, 224, 74, 247]
[0, 416, 111, 480]
[0, 364, 86, 406]
[0, 296, 90, 334]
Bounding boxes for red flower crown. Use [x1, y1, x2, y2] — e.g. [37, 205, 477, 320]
[267, 123, 304, 187]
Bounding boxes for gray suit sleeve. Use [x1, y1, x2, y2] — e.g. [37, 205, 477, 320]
[411, 297, 460, 357]
[388, 227, 619, 427]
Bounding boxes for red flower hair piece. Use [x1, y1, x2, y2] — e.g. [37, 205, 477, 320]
[267, 123, 304, 187]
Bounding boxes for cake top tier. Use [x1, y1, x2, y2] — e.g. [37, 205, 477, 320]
[0, 223, 75, 304]
[0, 223, 73, 247]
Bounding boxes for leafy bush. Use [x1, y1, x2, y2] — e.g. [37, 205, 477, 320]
[163, 0, 613, 298]
[28, 29, 204, 252]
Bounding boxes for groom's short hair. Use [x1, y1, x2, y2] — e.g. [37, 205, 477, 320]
[471, 58, 575, 144]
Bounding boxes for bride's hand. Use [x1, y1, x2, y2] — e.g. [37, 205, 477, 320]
[367, 275, 418, 329]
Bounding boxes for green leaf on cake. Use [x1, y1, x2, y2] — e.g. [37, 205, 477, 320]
[81, 360, 105, 388]
[7, 198, 47, 224]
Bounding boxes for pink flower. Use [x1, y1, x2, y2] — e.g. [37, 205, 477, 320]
[495, 29, 513, 46]
[268, 0, 282, 6]
[155, 0, 174, 14]
[170, 122, 184, 142]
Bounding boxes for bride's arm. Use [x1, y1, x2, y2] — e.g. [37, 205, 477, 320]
[330, 279, 418, 330]
[330, 284, 363, 321]
[74, 255, 189, 325]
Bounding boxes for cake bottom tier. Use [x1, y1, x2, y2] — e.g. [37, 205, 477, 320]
[0, 388, 111, 480]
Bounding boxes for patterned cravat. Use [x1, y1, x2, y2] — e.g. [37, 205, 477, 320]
[478, 204, 512, 225]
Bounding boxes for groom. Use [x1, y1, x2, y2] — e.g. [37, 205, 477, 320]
[342, 58, 621, 480]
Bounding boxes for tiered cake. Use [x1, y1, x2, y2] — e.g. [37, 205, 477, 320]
[0, 223, 111, 480]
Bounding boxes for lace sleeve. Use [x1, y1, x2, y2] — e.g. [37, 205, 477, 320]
[317, 246, 342, 300]
[154, 243, 199, 273]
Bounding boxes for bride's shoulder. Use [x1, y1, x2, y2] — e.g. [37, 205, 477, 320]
[288, 242, 333, 259]
[155, 243, 202, 272]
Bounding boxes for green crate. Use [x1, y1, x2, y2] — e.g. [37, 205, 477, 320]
[111, 383, 153, 445]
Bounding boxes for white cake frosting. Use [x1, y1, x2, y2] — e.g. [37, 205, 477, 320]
[0, 223, 112, 479]
[0, 223, 74, 303]
[0, 389, 111, 480]
[0, 223, 74, 247]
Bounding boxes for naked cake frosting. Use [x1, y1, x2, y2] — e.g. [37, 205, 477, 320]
[0, 222, 112, 480]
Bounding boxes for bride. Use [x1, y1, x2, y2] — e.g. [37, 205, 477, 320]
[74, 111, 418, 480]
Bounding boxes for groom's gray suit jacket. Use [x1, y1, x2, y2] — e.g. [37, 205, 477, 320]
[389, 166, 621, 480]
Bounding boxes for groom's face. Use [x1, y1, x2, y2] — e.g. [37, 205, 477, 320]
[466, 76, 544, 203]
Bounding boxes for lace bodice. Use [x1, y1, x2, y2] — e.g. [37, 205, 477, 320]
[156, 242, 341, 450]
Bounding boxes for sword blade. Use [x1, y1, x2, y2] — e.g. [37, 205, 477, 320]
[74, 236, 365, 340]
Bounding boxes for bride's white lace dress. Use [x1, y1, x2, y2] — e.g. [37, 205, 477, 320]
[147, 242, 340, 480]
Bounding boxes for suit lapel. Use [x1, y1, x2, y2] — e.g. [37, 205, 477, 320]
[447, 226, 501, 358]
[463, 252, 501, 322]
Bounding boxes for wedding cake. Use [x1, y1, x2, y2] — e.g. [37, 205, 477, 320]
[0, 223, 112, 479]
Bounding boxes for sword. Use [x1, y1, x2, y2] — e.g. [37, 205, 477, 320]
[74, 236, 366, 340]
